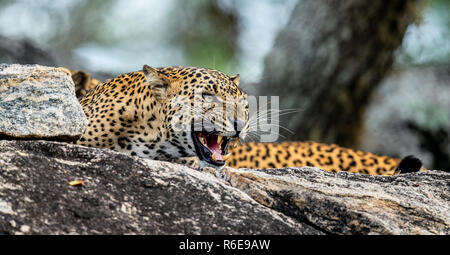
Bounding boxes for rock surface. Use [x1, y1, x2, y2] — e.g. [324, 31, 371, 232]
[0, 139, 448, 235]
[219, 167, 450, 234]
[0, 140, 317, 235]
[0, 64, 87, 141]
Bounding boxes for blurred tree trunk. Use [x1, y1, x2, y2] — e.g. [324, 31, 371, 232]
[259, 0, 421, 147]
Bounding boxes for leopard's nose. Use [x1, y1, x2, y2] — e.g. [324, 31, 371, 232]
[233, 120, 246, 137]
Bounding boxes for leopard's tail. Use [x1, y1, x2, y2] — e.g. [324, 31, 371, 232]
[396, 155, 423, 174]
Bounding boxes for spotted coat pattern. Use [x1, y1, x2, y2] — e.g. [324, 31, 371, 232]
[227, 141, 401, 175]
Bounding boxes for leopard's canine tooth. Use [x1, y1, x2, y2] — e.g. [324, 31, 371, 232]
[198, 133, 206, 145]
[222, 153, 231, 161]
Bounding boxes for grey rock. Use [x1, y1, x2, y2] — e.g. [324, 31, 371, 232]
[219, 167, 450, 234]
[0, 139, 448, 235]
[0, 64, 88, 141]
[0, 140, 316, 234]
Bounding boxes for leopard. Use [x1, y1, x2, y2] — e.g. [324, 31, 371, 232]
[71, 66, 423, 175]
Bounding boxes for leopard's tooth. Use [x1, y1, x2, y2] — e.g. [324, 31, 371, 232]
[212, 153, 217, 161]
[217, 135, 223, 145]
[222, 153, 231, 160]
[198, 133, 206, 146]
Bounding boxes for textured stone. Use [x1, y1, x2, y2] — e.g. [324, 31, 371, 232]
[0, 64, 87, 141]
[0, 139, 448, 235]
[0, 140, 316, 235]
[218, 167, 450, 234]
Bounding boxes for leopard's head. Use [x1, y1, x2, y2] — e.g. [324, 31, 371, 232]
[143, 65, 249, 168]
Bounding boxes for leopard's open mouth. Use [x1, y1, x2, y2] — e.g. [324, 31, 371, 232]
[192, 130, 231, 167]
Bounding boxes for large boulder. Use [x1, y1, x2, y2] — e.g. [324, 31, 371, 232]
[0, 140, 316, 235]
[0, 64, 87, 141]
[0, 140, 448, 235]
[220, 167, 450, 234]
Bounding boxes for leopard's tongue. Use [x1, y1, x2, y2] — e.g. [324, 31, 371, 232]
[205, 134, 224, 161]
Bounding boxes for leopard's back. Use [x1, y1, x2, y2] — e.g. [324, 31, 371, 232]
[227, 141, 401, 175]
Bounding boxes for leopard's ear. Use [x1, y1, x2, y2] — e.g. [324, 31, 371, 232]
[143, 65, 168, 101]
[230, 74, 240, 86]
[143, 65, 161, 83]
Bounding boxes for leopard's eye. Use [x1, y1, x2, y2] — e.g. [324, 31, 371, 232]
[202, 93, 221, 103]
[201, 92, 214, 98]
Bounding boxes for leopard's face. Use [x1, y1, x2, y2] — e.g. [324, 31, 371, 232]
[146, 66, 249, 168]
